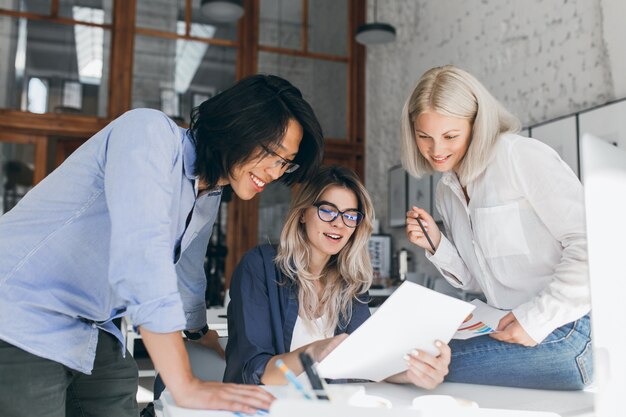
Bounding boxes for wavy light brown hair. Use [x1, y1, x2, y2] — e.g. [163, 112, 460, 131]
[275, 166, 374, 334]
[401, 65, 520, 185]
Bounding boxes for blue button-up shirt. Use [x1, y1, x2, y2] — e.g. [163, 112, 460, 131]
[0, 109, 221, 374]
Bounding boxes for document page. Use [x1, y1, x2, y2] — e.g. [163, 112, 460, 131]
[316, 281, 475, 382]
[453, 299, 509, 340]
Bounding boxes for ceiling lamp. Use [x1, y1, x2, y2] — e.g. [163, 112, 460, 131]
[355, 0, 396, 45]
[200, 0, 244, 23]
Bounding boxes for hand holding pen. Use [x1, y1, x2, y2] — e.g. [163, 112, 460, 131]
[406, 206, 441, 254]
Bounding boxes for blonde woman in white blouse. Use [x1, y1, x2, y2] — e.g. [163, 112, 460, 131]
[401, 65, 592, 390]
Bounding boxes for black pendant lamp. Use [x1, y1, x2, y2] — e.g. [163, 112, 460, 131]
[355, 0, 396, 45]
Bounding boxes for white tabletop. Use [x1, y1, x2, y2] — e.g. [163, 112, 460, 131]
[156, 381, 594, 417]
[363, 382, 595, 416]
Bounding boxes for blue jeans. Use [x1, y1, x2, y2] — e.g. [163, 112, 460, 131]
[447, 314, 593, 390]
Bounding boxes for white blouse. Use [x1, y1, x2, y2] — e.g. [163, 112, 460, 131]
[289, 314, 332, 351]
[427, 134, 590, 343]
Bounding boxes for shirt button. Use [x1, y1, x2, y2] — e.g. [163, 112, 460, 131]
[92, 323, 97, 328]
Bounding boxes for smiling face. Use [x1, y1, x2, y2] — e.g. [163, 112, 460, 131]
[227, 118, 303, 200]
[414, 111, 472, 173]
[302, 185, 359, 265]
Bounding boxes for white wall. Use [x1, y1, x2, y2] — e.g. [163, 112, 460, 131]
[364, 0, 625, 282]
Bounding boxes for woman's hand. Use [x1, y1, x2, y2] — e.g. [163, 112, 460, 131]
[195, 329, 225, 358]
[387, 340, 450, 389]
[404, 341, 451, 389]
[305, 333, 348, 363]
[406, 206, 441, 254]
[490, 312, 537, 347]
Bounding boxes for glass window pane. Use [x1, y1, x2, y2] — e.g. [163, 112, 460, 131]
[258, 181, 291, 244]
[58, 0, 113, 25]
[0, 16, 110, 117]
[132, 34, 237, 124]
[258, 51, 347, 139]
[135, 0, 181, 33]
[308, 0, 347, 56]
[0, 0, 50, 15]
[259, 0, 301, 50]
[136, 0, 237, 42]
[0, 141, 35, 214]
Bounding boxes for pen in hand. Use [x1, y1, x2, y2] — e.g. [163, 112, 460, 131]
[414, 212, 437, 253]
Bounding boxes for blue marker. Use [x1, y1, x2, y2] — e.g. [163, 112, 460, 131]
[275, 359, 314, 400]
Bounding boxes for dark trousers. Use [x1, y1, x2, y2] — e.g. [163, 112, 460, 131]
[0, 330, 138, 417]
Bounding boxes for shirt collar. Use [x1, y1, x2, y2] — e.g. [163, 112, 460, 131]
[441, 171, 457, 187]
[182, 128, 197, 181]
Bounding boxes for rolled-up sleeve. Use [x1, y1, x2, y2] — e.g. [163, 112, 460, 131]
[104, 109, 186, 333]
[225, 249, 277, 384]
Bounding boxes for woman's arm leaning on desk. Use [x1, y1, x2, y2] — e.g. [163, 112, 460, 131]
[139, 327, 274, 413]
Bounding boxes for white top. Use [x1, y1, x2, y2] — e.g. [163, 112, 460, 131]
[290, 314, 332, 351]
[427, 133, 590, 343]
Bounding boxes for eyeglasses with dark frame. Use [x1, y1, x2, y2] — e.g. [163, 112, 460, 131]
[313, 201, 363, 228]
[260, 144, 300, 174]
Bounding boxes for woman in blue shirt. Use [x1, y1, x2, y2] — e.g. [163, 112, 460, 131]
[0, 74, 323, 416]
[225, 166, 451, 389]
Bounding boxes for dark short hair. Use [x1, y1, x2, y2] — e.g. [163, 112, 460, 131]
[189, 74, 324, 188]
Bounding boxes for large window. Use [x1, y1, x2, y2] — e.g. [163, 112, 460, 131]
[0, 1, 112, 117]
[0, 0, 367, 290]
[258, 0, 350, 140]
[254, 0, 361, 250]
[133, 0, 239, 124]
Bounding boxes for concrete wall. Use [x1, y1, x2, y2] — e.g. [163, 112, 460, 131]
[364, 0, 626, 286]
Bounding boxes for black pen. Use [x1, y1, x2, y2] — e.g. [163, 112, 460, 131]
[415, 214, 437, 253]
[299, 352, 329, 401]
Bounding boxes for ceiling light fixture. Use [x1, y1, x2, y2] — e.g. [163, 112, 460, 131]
[200, 0, 244, 23]
[355, 0, 396, 45]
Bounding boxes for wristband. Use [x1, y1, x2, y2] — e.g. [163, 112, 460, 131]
[183, 324, 209, 340]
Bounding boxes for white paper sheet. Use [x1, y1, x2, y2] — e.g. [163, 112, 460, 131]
[316, 281, 475, 382]
[453, 299, 509, 340]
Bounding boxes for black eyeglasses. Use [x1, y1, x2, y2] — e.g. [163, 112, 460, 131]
[313, 201, 363, 228]
[260, 145, 300, 174]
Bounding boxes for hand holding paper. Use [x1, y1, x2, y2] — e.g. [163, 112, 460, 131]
[316, 282, 475, 381]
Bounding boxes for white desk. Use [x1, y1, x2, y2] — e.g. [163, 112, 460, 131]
[363, 382, 594, 417]
[156, 381, 595, 417]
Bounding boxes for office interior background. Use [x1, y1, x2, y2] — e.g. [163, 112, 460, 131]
[1, 0, 625, 351]
[1, 0, 625, 410]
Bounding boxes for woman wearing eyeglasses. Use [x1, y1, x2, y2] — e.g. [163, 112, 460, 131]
[224, 166, 451, 389]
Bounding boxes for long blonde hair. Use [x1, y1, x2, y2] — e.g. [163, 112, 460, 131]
[275, 166, 374, 334]
[401, 65, 520, 185]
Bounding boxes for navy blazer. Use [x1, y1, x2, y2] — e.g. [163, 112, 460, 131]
[223, 244, 371, 384]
